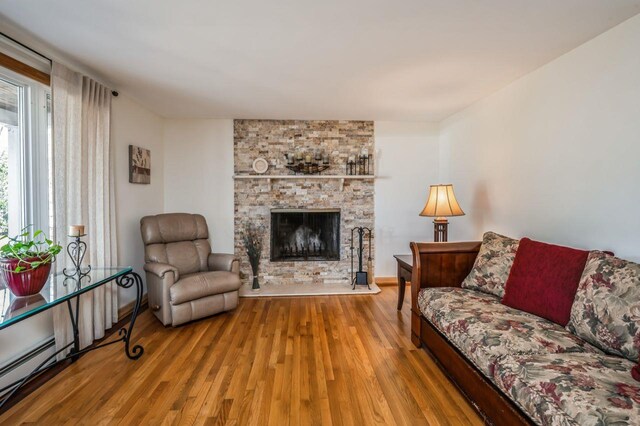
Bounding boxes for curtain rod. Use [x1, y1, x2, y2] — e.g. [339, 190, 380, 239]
[0, 31, 119, 97]
[0, 31, 51, 63]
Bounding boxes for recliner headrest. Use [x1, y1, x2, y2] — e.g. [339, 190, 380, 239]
[140, 213, 209, 245]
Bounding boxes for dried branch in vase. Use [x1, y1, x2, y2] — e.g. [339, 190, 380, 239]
[241, 221, 265, 290]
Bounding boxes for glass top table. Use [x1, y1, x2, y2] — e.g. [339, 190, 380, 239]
[0, 267, 132, 331]
[0, 266, 144, 411]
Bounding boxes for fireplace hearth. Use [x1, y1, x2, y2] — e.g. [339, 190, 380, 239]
[271, 209, 340, 261]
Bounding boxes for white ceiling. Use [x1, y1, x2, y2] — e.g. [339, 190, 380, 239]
[1, 1, 639, 121]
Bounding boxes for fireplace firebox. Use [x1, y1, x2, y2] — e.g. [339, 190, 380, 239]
[271, 209, 340, 261]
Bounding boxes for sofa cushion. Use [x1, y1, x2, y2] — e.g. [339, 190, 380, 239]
[567, 251, 640, 362]
[418, 287, 601, 377]
[170, 271, 241, 305]
[461, 231, 519, 298]
[493, 352, 640, 426]
[502, 238, 589, 326]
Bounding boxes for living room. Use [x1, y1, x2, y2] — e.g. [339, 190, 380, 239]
[0, 1, 639, 425]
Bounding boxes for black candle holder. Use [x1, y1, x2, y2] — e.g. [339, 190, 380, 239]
[63, 234, 92, 281]
[345, 153, 373, 175]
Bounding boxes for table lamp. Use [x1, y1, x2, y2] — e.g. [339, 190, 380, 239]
[419, 184, 465, 242]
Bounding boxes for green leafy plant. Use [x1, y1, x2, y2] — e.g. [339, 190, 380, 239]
[0, 226, 62, 272]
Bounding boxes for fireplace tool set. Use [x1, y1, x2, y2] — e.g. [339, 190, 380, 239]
[350, 227, 372, 290]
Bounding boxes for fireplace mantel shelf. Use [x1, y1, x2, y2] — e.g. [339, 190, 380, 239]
[233, 174, 375, 191]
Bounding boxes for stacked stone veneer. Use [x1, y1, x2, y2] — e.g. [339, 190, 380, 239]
[234, 119, 374, 286]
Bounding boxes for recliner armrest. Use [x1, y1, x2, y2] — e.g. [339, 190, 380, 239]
[144, 262, 180, 281]
[208, 253, 239, 274]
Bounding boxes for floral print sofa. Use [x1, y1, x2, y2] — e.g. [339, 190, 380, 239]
[414, 232, 640, 426]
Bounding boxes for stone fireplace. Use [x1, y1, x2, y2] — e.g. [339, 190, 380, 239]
[234, 119, 374, 286]
[270, 209, 341, 262]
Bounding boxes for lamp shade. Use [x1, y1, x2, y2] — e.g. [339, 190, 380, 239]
[419, 184, 465, 217]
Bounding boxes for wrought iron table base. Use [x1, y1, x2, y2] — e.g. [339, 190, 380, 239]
[0, 272, 145, 410]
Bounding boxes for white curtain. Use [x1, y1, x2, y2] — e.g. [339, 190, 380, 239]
[51, 62, 118, 358]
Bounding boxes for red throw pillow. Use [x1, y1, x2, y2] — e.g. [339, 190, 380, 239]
[502, 238, 589, 326]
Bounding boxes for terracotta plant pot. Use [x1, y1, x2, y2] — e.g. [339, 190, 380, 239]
[0, 257, 52, 297]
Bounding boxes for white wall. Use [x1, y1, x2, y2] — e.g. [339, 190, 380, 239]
[112, 94, 165, 304]
[374, 122, 440, 277]
[163, 119, 235, 253]
[439, 13, 640, 261]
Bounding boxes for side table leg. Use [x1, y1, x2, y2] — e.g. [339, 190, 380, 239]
[66, 295, 81, 362]
[397, 277, 406, 310]
[397, 269, 406, 310]
[115, 272, 145, 360]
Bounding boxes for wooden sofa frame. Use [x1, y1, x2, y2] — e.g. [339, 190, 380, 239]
[410, 241, 533, 426]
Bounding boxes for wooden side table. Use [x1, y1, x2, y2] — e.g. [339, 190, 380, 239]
[393, 254, 412, 310]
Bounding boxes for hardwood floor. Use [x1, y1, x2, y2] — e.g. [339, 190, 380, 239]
[0, 287, 482, 425]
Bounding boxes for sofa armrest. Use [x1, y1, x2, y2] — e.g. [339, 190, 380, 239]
[144, 262, 180, 281]
[208, 253, 239, 274]
[409, 241, 481, 347]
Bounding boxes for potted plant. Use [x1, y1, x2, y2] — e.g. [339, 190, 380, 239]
[0, 227, 62, 297]
[241, 222, 264, 291]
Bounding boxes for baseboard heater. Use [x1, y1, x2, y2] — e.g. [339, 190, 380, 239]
[0, 338, 56, 395]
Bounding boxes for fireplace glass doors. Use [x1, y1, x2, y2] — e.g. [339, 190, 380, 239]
[270, 209, 340, 261]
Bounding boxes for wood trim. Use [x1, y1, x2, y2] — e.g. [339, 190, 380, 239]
[374, 277, 397, 286]
[0, 52, 50, 86]
[419, 317, 533, 425]
[118, 294, 148, 320]
[411, 241, 483, 255]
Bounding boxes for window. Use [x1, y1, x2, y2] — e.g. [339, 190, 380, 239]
[0, 66, 51, 238]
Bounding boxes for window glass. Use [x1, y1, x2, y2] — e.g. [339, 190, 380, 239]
[0, 68, 51, 238]
[0, 78, 23, 236]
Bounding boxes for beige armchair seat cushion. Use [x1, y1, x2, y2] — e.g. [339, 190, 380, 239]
[170, 271, 241, 305]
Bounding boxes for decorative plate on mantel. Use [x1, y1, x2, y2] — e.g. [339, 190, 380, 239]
[252, 158, 269, 174]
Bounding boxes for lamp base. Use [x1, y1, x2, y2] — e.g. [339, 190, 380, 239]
[433, 218, 449, 242]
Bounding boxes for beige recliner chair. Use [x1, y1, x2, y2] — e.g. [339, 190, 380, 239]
[140, 213, 241, 326]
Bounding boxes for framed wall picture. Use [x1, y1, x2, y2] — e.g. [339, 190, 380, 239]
[129, 145, 150, 184]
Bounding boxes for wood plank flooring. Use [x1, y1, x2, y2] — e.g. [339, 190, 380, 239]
[0, 287, 482, 425]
